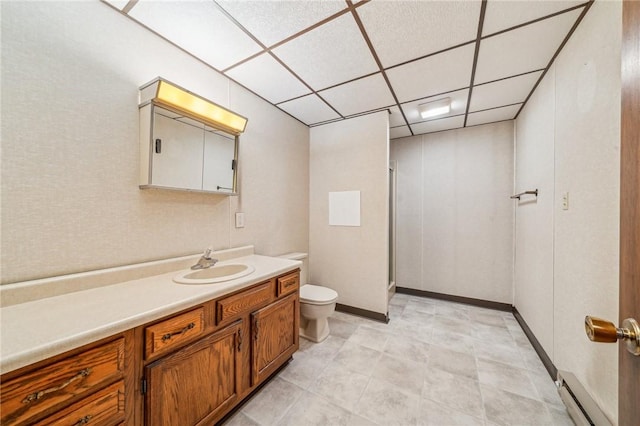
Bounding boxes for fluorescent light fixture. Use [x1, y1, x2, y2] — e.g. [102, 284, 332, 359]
[139, 78, 248, 135]
[418, 97, 451, 119]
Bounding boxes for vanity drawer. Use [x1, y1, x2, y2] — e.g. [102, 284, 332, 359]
[277, 272, 299, 297]
[216, 281, 273, 325]
[144, 307, 204, 359]
[0, 338, 124, 426]
[35, 381, 124, 426]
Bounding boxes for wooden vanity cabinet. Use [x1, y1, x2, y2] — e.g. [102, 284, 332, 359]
[0, 268, 299, 426]
[251, 293, 299, 385]
[0, 332, 133, 426]
[139, 269, 300, 425]
[144, 321, 243, 426]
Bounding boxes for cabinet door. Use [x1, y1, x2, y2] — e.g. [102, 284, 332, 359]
[202, 129, 235, 193]
[145, 321, 242, 426]
[251, 293, 299, 385]
[151, 110, 204, 190]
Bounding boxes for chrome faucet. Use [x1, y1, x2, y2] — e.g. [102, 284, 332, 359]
[190, 248, 218, 270]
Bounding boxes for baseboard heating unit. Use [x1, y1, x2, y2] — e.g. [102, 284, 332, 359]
[556, 370, 612, 426]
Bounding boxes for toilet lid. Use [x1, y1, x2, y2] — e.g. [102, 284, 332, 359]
[300, 284, 338, 304]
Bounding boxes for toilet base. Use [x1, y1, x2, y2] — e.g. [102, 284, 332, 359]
[299, 317, 330, 343]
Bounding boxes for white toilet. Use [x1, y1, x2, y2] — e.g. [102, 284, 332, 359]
[279, 253, 338, 343]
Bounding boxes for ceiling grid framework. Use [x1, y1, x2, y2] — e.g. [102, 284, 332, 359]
[104, 0, 594, 139]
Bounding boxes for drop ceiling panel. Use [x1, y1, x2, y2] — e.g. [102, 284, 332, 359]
[357, 0, 481, 67]
[278, 94, 340, 125]
[226, 53, 310, 104]
[271, 13, 379, 90]
[216, 0, 346, 47]
[483, 0, 585, 36]
[474, 8, 583, 84]
[118, 1, 592, 134]
[129, 0, 262, 70]
[390, 126, 412, 140]
[411, 115, 465, 136]
[401, 89, 469, 124]
[319, 74, 395, 117]
[387, 44, 475, 103]
[469, 71, 542, 112]
[466, 104, 521, 127]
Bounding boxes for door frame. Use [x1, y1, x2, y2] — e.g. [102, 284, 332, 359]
[618, 1, 639, 424]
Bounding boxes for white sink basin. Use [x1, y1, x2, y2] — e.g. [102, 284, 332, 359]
[173, 263, 255, 284]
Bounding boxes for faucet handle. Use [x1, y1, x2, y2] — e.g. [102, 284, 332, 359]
[203, 248, 213, 259]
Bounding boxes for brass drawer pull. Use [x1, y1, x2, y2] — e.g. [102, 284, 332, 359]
[73, 415, 93, 426]
[283, 280, 296, 288]
[162, 322, 196, 342]
[22, 368, 92, 404]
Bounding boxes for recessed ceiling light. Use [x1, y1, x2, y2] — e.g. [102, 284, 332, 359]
[418, 97, 451, 119]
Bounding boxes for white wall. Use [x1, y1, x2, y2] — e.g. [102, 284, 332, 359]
[514, 69, 556, 358]
[514, 1, 621, 422]
[309, 112, 389, 316]
[391, 122, 514, 304]
[0, 1, 309, 284]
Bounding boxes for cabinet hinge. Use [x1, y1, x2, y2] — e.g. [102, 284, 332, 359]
[141, 378, 147, 394]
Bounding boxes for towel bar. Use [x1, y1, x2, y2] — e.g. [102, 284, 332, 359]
[510, 189, 538, 200]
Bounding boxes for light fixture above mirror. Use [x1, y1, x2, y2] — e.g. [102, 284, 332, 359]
[139, 78, 248, 135]
[418, 97, 451, 120]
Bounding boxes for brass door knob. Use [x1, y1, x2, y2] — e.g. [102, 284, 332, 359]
[585, 316, 640, 356]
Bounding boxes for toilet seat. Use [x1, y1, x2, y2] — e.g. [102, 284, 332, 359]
[300, 284, 338, 305]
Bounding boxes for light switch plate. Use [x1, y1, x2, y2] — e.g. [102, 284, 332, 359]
[235, 212, 245, 228]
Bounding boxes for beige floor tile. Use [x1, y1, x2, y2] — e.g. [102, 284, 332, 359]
[347, 325, 390, 352]
[427, 345, 478, 380]
[429, 327, 476, 355]
[222, 295, 564, 426]
[383, 334, 431, 364]
[308, 363, 370, 411]
[417, 398, 485, 425]
[432, 315, 475, 337]
[333, 341, 382, 376]
[277, 391, 367, 426]
[279, 351, 331, 389]
[356, 377, 420, 426]
[527, 369, 565, 408]
[472, 323, 515, 346]
[327, 316, 358, 340]
[477, 358, 540, 400]
[241, 377, 304, 426]
[473, 339, 527, 369]
[298, 334, 346, 360]
[481, 384, 554, 426]
[372, 353, 425, 396]
[422, 367, 485, 419]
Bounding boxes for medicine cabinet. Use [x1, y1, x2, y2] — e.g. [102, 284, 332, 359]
[138, 78, 248, 195]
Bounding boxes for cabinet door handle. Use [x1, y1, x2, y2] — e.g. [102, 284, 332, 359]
[237, 329, 242, 352]
[161, 322, 195, 342]
[73, 415, 93, 426]
[22, 368, 92, 404]
[254, 320, 259, 342]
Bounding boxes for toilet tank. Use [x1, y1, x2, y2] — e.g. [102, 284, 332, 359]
[278, 252, 308, 283]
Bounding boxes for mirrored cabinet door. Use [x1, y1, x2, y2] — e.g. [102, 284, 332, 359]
[203, 129, 235, 193]
[151, 111, 204, 191]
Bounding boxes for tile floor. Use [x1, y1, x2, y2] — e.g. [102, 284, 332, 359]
[223, 293, 574, 426]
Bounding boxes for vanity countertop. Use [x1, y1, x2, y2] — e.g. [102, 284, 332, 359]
[0, 251, 301, 375]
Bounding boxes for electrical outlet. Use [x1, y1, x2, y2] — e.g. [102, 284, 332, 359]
[562, 192, 569, 210]
[235, 212, 245, 228]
